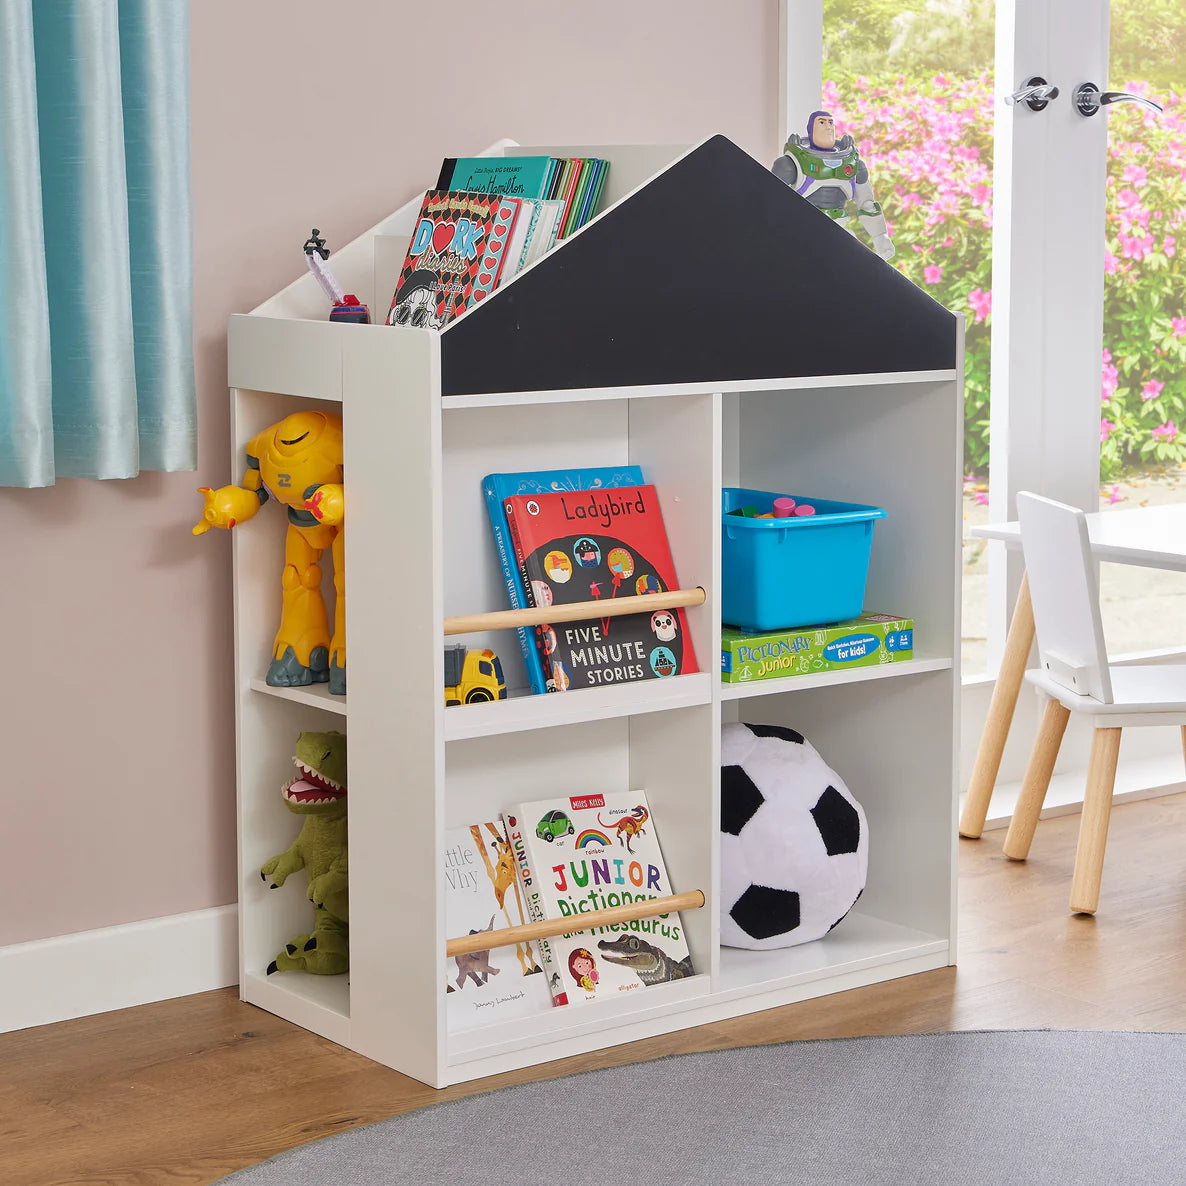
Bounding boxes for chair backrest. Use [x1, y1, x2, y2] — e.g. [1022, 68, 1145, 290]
[1016, 491, 1112, 703]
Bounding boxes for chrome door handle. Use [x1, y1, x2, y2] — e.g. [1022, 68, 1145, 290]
[1075, 83, 1163, 117]
[1006, 76, 1060, 111]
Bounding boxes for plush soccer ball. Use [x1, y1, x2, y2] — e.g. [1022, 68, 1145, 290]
[721, 721, 868, 949]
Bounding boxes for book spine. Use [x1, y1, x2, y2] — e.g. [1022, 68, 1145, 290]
[483, 489, 548, 695]
[505, 814, 566, 1005]
[504, 499, 556, 691]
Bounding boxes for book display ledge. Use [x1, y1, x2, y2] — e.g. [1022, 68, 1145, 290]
[229, 135, 963, 1088]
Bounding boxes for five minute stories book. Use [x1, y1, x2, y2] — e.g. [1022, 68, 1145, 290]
[502, 484, 698, 692]
[503, 790, 694, 1007]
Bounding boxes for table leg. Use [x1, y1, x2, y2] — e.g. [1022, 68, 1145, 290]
[958, 572, 1035, 839]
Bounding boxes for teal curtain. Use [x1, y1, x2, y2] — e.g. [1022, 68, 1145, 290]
[0, 0, 194, 488]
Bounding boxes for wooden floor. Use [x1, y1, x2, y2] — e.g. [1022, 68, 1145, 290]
[6, 792, 1186, 1186]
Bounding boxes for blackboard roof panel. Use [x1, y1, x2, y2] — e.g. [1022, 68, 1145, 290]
[440, 134, 957, 398]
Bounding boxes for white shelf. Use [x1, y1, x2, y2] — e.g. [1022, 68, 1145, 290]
[720, 655, 953, 700]
[250, 678, 347, 715]
[444, 672, 713, 741]
[241, 971, 351, 1047]
[714, 913, 948, 1003]
[448, 973, 712, 1067]
[441, 369, 962, 410]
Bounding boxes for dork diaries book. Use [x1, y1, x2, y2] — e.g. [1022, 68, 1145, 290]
[503, 790, 694, 1007]
[386, 190, 522, 330]
[501, 484, 698, 692]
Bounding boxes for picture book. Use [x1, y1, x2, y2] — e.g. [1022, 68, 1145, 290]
[518, 199, 564, 271]
[482, 466, 645, 695]
[720, 612, 915, 684]
[444, 820, 551, 1031]
[435, 155, 554, 199]
[386, 190, 523, 330]
[503, 790, 694, 1007]
[502, 484, 699, 692]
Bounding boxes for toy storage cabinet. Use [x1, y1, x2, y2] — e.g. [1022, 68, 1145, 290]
[229, 137, 962, 1089]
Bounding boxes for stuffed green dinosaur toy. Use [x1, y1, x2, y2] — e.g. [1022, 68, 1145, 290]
[262, 730, 348, 975]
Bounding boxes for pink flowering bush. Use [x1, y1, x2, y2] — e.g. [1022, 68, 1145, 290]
[822, 72, 1186, 478]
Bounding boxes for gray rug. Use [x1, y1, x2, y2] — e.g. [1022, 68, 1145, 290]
[220, 1031, 1186, 1185]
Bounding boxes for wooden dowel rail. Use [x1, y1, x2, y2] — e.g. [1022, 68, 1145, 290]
[445, 889, 705, 957]
[444, 586, 706, 637]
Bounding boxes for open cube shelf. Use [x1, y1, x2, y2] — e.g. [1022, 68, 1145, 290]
[229, 137, 962, 1088]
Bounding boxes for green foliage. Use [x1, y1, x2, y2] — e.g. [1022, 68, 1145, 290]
[825, 0, 1186, 88]
[822, 68, 1186, 479]
[1111, 0, 1186, 92]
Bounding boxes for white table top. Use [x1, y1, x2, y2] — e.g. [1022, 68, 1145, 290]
[971, 503, 1186, 572]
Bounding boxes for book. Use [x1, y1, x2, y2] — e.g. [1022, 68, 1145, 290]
[503, 790, 693, 1007]
[578, 158, 609, 230]
[520, 199, 565, 270]
[501, 198, 539, 278]
[386, 190, 523, 330]
[502, 484, 698, 692]
[720, 612, 914, 684]
[556, 158, 585, 238]
[483, 466, 645, 695]
[444, 820, 551, 1030]
[435, 155, 555, 199]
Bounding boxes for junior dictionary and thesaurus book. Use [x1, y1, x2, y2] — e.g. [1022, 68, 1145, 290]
[503, 790, 694, 1007]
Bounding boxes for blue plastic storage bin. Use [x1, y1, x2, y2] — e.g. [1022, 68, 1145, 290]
[721, 487, 887, 632]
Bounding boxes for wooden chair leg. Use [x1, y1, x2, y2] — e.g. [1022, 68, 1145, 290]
[1069, 727, 1122, 915]
[960, 574, 1035, 838]
[1180, 725, 1186, 775]
[1003, 698, 1071, 860]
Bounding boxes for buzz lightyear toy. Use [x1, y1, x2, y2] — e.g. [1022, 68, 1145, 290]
[772, 110, 895, 261]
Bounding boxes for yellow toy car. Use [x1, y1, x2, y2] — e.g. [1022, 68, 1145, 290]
[444, 645, 507, 706]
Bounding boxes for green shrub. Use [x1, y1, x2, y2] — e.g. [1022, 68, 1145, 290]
[819, 71, 1186, 478]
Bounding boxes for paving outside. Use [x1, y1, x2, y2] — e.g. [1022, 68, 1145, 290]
[962, 469, 1186, 674]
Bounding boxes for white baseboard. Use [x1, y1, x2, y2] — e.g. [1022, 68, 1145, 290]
[962, 754, 1186, 833]
[0, 904, 239, 1034]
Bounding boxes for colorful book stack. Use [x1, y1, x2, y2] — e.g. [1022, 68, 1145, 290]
[437, 154, 609, 241]
[387, 155, 609, 331]
[484, 467, 698, 694]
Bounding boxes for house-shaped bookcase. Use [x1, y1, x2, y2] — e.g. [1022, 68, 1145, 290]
[228, 134, 962, 1088]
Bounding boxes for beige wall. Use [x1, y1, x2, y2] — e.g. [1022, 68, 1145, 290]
[1, 1, 776, 947]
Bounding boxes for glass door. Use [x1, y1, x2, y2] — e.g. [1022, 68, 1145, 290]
[1096, 5, 1186, 654]
[817, 0, 996, 673]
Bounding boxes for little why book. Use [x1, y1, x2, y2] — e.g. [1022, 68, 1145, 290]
[502, 484, 698, 692]
[443, 821, 551, 1030]
[503, 790, 694, 1008]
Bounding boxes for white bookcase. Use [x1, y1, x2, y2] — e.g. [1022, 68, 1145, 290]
[227, 136, 963, 1088]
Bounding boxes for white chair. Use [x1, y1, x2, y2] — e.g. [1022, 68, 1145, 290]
[1002, 492, 1186, 914]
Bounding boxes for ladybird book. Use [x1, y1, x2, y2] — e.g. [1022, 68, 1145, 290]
[443, 821, 551, 1031]
[502, 791, 694, 1008]
[482, 466, 645, 695]
[502, 484, 698, 693]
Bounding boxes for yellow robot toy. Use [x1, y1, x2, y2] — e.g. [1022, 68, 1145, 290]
[193, 411, 347, 695]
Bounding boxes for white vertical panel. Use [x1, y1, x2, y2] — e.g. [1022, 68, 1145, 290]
[988, 0, 1110, 665]
[342, 325, 446, 1087]
[779, 0, 824, 154]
